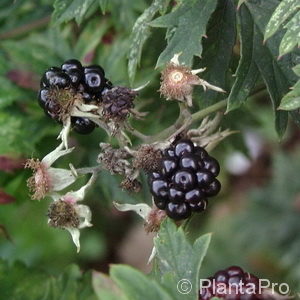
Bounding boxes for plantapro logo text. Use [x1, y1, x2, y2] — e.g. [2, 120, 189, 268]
[200, 279, 290, 296]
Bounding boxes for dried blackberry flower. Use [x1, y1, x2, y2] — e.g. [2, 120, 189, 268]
[144, 206, 167, 233]
[120, 177, 141, 193]
[25, 143, 75, 200]
[132, 144, 162, 172]
[97, 143, 130, 175]
[160, 53, 225, 106]
[48, 199, 80, 228]
[102, 86, 137, 121]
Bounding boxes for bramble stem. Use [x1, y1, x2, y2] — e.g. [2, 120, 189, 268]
[191, 99, 227, 122]
[146, 100, 227, 143]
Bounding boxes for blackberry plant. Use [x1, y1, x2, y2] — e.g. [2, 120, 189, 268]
[0, 0, 298, 299]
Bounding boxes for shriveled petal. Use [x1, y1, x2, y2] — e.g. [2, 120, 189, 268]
[65, 172, 96, 202]
[57, 117, 72, 149]
[66, 227, 81, 253]
[76, 204, 92, 228]
[42, 142, 74, 167]
[148, 246, 157, 264]
[113, 202, 152, 220]
[47, 167, 77, 191]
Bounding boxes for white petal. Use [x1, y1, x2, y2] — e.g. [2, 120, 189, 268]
[133, 81, 150, 91]
[47, 167, 77, 191]
[191, 68, 206, 75]
[66, 227, 81, 253]
[148, 246, 157, 264]
[42, 142, 74, 167]
[57, 118, 72, 149]
[65, 172, 96, 202]
[113, 202, 152, 220]
[170, 53, 182, 65]
[76, 204, 92, 229]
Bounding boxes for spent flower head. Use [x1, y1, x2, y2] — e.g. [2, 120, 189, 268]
[160, 53, 225, 106]
[25, 143, 75, 200]
[48, 172, 96, 252]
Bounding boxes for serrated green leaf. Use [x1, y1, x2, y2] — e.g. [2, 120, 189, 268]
[154, 219, 211, 300]
[227, 0, 298, 137]
[150, 0, 218, 67]
[279, 11, 300, 57]
[278, 80, 300, 110]
[197, 0, 236, 106]
[264, 0, 300, 41]
[111, 265, 173, 300]
[52, 0, 95, 26]
[226, 7, 259, 112]
[127, 0, 168, 84]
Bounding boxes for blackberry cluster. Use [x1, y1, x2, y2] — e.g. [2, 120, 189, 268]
[199, 266, 261, 300]
[148, 139, 221, 220]
[38, 59, 112, 134]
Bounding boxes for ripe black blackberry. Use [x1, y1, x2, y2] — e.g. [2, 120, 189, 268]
[199, 266, 261, 300]
[148, 139, 221, 220]
[38, 59, 113, 134]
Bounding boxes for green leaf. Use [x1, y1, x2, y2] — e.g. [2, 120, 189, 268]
[293, 64, 300, 77]
[74, 19, 109, 60]
[227, 0, 298, 137]
[278, 81, 300, 110]
[92, 271, 125, 300]
[154, 219, 211, 300]
[264, 0, 300, 41]
[127, 0, 168, 84]
[0, 261, 97, 300]
[226, 6, 259, 112]
[52, 0, 95, 26]
[150, 0, 218, 67]
[99, 0, 109, 13]
[197, 0, 236, 106]
[111, 265, 173, 300]
[279, 10, 300, 57]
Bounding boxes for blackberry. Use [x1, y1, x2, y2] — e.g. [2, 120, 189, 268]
[41, 67, 71, 88]
[83, 69, 106, 94]
[38, 59, 113, 134]
[148, 139, 221, 220]
[61, 59, 83, 73]
[199, 266, 261, 300]
[71, 117, 95, 134]
[102, 86, 137, 121]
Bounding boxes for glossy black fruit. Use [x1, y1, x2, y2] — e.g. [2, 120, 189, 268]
[84, 65, 105, 77]
[71, 117, 95, 134]
[41, 67, 71, 88]
[38, 89, 50, 108]
[199, 266, 261, 300]
[148, 138, 221, 220]
[61, 59, 83, 72]
[166, 202, 191, 220]
[83, 70, 105, 93]
[38, 60, 113, 134]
